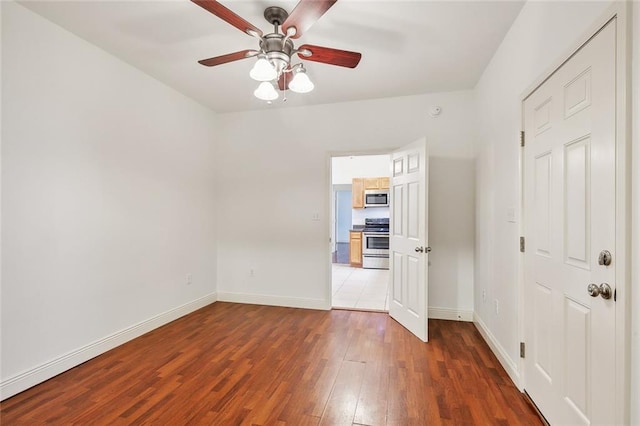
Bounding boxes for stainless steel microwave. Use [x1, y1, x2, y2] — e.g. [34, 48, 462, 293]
[364, 189, 389, 207]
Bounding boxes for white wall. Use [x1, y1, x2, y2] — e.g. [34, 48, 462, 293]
[331, 155, 390, 185]
[474, 2, 639, 419]
[429, 157, 475, 317]
[1, 2, 218, 398]
[216, 90, 477, 313]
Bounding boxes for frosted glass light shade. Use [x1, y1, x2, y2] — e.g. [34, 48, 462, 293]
[254, 81, 279, 101]
[249, 57, 277, 82]
[289, 69, 314, 93]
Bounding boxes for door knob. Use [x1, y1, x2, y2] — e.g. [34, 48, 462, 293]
[599, 283, 612, 300]
[587, 283, 613, 300]
[587, 283, 600, 297]
[426, 247, 432, 253]
[415, 247, 424, 253]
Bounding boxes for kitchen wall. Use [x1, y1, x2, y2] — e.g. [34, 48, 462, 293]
[217, 89, 477, 317]
[474, 2, 639, 420]
[352, 207, 389, 226]
[332, 155, 390, 185]
[1, 2, 218, 398]
[331, 155, 390, 225]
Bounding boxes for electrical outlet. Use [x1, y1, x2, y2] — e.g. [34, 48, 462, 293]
[186, 274, 192, 285]
[494, 299, 499, 315]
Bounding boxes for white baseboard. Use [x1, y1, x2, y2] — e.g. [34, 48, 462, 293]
[217, 291, 330, 311]
[0, 292, 218, 401]
[473, 313, 522, 389]
[428, 307, 474, 321]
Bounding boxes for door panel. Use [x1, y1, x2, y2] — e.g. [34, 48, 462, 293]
[533, 283, 553, 382]
[407, 255, 420, 315]
[389, 138, 428, 342]
[564, 137, 590, 267]
[523, 20, 616, 425]
[534, 152, 551, 255]
[564, 296, 590, 419]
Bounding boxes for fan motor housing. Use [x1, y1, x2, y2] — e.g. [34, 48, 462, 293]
[261, 34, 294, 73]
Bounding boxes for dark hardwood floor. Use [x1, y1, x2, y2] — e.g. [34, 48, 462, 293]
[1, 303, 542, 425]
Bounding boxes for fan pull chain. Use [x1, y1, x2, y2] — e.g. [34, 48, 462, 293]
[282, 71, 287, 102]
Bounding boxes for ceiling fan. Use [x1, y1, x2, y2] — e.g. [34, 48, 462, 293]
[191, 0, 362, 101]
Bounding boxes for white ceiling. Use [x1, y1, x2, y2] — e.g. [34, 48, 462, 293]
[20, 0, 525, 113]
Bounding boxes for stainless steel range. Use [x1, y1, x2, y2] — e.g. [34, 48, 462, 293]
[362, 218, 389, 270]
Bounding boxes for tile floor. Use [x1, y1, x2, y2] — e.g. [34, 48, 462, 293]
[331, 264, 389, 311]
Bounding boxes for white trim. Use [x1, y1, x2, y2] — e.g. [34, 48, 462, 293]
[217, 291, 330, 311]
[0, 292, 218, 400]
[474, 313, 521, 389]
[428, 307, 473, 322]
[518, 3, 631, 424]
[614, 4, 632, 425]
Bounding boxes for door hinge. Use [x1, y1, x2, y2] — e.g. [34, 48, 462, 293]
[614, 288, 617, 302]
[520, 236, 525, 253]
[520, 131, 525, 147]
[520, 342, 526, 358]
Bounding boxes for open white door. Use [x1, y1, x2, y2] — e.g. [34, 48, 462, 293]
[389, 138, 429, 342]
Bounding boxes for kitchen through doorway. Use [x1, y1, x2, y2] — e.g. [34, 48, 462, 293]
[330, 154, 391, 311]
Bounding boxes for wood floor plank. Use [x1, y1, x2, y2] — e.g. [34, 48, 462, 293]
[0, 302, 543, 425]
[319, 360, 366, 426]
[352, 360, 389, 425]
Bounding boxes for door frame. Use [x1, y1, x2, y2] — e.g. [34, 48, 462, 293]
[518, 3, 631, 423]
[326, 150, 393, 309]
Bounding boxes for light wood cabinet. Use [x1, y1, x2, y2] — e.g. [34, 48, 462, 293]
[364, 178, 380, 190]
[352, 176, 389, 208]
[349, 231, 362, 267]
[363, 177, 389, 190]
[352, 178, 364, 209]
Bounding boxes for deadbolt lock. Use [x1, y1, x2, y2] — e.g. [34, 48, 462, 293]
[598, 250, 612, 266]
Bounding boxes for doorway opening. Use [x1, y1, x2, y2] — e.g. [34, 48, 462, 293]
[330, 154, 391, 312]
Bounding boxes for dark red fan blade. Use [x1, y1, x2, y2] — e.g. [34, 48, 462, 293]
[192, 0, 263, 37]
[198, 49, 259, 67]
[282, 0, 337, 39]
[297, 44, 362, 68]
[278, 67, 292, 91]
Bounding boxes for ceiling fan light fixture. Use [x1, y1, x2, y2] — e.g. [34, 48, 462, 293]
[249, 55, 277, 81]
[289, 67, 314, 93]
[254, 81, 279, 101]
